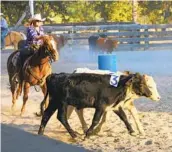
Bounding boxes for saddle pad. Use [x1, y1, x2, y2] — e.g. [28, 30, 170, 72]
[74, 67, 123, 75]
[74, 67, 112, 74]
[12, 52, 20, 66]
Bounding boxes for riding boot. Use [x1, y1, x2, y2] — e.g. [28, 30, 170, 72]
[20, 47, 32, 67]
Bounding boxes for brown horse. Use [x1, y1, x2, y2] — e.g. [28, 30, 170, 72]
[7, 35, 59, 115]
[96, 37, 118, 53]
[5, 31, 26, 50]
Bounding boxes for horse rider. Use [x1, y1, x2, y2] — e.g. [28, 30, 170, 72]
[0, 13, 9, 50]
[20, 13, 46, 66]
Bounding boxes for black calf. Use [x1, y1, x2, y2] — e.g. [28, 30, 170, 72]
[38, 72, 152, 138]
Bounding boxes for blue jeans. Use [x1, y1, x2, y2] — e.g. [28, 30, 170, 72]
[1, 28, 8, 49]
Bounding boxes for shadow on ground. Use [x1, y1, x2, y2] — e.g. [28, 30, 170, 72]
[1, 123, 90, 152]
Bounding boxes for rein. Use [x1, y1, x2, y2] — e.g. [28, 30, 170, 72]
[27, 65, 44, 85]
[27, 64, 51, 86]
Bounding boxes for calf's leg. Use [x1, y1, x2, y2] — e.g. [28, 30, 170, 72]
[75, 109, 88, 133]
[38, 99, 57, 135]
[127, 102, 145, 135]
[114, 107, 135, 135]
[57, 104, 77, 138]
[67, 105, 75, 119]
[67, 106, 88, 133]
[86, 108, 104, 138]
[94, 112, 107, 134]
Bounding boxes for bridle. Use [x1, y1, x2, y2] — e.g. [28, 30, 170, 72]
[43, 38, 57, 63]
[44, 46, 54, 63]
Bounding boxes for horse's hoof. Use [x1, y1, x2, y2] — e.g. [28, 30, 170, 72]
[20, 111, 25, 117]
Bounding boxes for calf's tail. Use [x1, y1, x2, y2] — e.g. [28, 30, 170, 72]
[35, 91, 49, 117]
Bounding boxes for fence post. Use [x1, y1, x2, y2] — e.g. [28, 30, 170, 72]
[144, 28, 149, 50]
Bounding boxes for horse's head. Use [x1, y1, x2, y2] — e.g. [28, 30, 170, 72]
[41, 35, 59, 61]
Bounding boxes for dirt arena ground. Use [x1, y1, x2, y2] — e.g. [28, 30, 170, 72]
[1, 46, 172, 152]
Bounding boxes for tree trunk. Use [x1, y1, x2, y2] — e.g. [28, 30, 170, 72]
[132, 0, 138, 23]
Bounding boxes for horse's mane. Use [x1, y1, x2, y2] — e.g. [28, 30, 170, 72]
[35, 35, 58, 53]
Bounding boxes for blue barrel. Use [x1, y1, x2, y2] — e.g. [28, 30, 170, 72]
[98, 54, 117, 72]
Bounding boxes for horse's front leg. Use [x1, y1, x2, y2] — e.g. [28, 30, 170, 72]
[16, 82, 23, 100]
[21, 82, 30, 116]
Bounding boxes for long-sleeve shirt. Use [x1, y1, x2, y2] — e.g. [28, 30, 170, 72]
[25, 25, 44, 47]
[1, 17, 8, 30]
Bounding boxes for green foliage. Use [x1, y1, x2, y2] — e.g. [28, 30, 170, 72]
[108, 1, 133, 22]
[1, 1, 172, 26]
[138, 1, 172, 24]
[1, 1, 28, 26]
[66, 1, 100, 22]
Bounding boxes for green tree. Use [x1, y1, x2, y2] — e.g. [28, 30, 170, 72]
[1, 1, 172, 25]
[138, 1, 172, 24]
[1, 1, 28, 26]
[108, 1, 133, 22]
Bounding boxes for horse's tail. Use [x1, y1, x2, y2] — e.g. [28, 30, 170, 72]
[7, 51, 21, 92]
[35, 90, 49, 117]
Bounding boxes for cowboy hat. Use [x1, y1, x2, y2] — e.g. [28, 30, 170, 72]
[0, 13, 4, 16]
[29, 13, 46, 22]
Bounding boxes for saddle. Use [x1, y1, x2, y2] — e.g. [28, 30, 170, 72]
[11, 44, 41, 68]
[19, 44, 40, 65]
